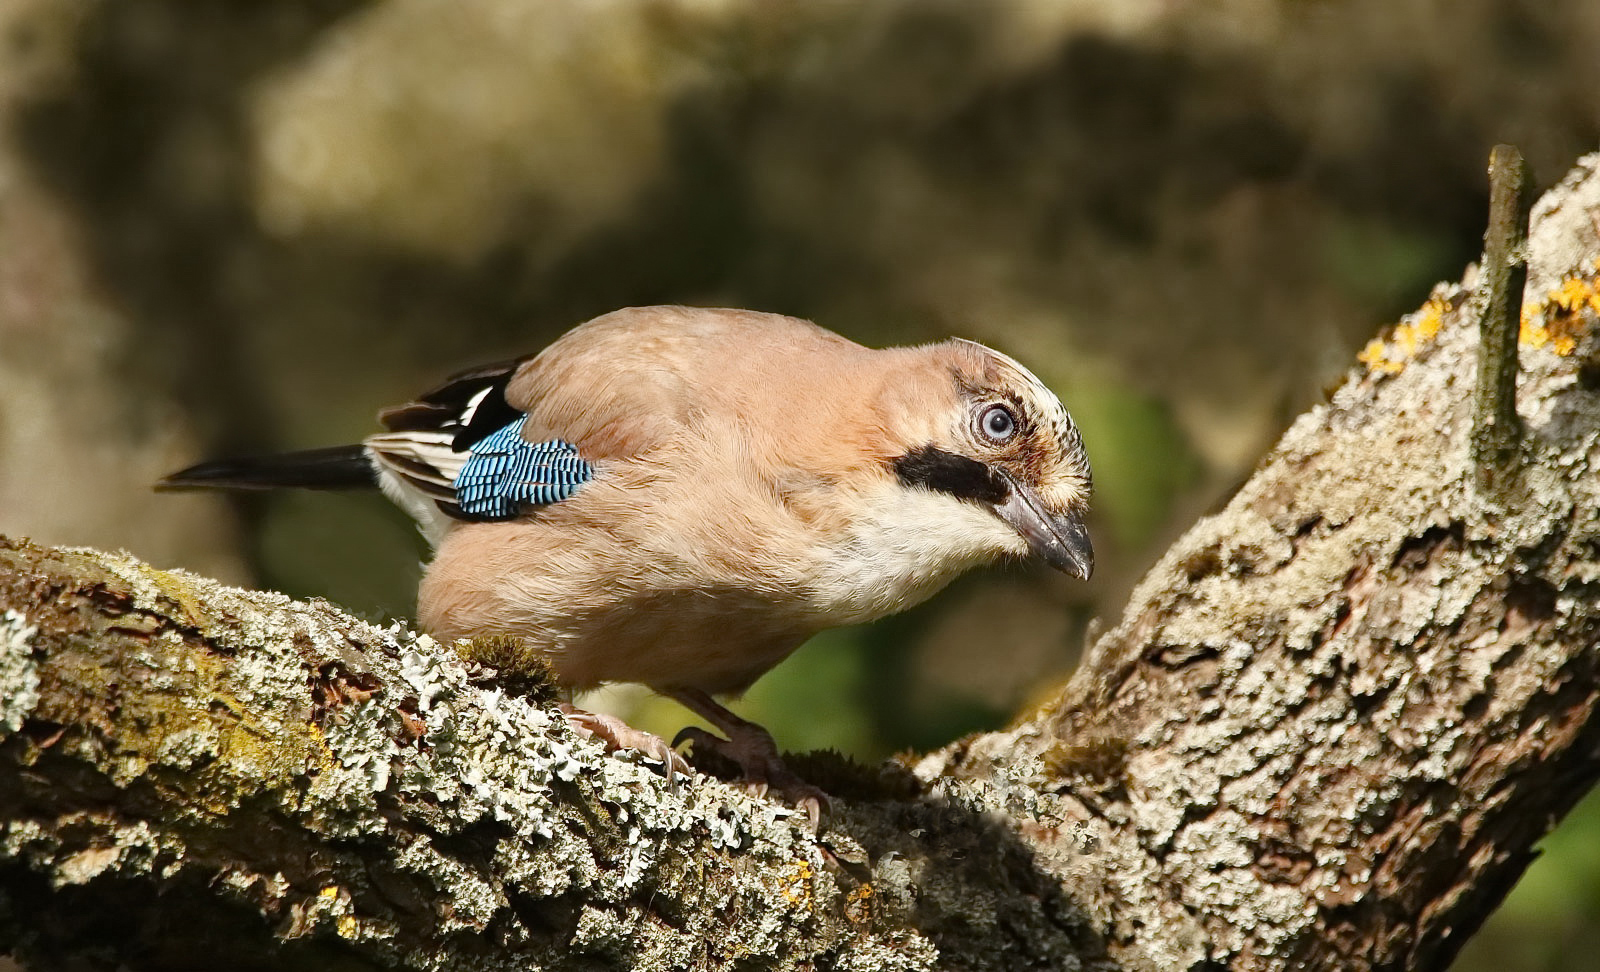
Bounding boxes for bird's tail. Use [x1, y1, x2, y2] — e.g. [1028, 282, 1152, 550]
[158, 445, 378, 491]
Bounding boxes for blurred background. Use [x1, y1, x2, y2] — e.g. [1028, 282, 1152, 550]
[0, 1, 1595, 966]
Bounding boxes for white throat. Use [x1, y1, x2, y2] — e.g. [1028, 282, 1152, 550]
[805, 481, 1024, 625]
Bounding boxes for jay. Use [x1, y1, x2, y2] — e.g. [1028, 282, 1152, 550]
[164, 306, 1094, 815]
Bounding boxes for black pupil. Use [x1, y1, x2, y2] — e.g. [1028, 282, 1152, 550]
[986, 407, 1013, 438]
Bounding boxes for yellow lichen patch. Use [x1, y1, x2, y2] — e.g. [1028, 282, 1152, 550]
[1355, 338, 1395, 373]
[175, 673, 327, 814]
[336, 915, 360, 938]
[87, 646, 323, 814]
[844, 883, 876, 924]
[1520, 312, 1576, 355]
[778, 858, 815, 909]
[1357, 295, 1448, 374]
[1521, 271, 1600, 356]
[305, 720, 337, 776]
[129, 562, 211, 630]
[80, 629, 333, 816]
[1553, 274, 1600, 315]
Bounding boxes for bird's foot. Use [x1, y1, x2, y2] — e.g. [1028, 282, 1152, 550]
[673, 724, 828, 829]
[559, 703, 692, 783]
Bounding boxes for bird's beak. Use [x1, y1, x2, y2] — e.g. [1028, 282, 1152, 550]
[993, 475, 1094, 580]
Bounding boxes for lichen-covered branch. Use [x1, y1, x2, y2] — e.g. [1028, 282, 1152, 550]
[936, 153, 1600, 971]
[0, 539, 1106, 971]
[4, 156, 1600, 971]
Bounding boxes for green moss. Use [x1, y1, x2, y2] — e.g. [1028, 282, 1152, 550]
[1043, 732, 1129, 786]
[781, 750, 922, 803]
[454, 633, 559, 703]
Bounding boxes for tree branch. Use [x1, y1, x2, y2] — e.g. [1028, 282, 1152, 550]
[5, 155, 1600, 971]
[943, 153, 1600, 970]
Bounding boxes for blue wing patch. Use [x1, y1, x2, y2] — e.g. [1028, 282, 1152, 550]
[452, 417, 592, 519]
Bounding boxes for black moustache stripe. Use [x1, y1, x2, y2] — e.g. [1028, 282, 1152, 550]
[891, 445, 1010, 505]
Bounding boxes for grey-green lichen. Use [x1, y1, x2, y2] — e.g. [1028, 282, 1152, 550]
[0, 608, 40, 736]
[5, 538, 972, 970]
[2, 814, 189, 889]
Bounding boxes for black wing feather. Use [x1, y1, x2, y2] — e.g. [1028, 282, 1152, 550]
[377, 356, 530, 447]
[366, 355, 536, 508]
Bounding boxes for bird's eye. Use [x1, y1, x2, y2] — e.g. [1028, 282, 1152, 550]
[977, 403, 1018, 444]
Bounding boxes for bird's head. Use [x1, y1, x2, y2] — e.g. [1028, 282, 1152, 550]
[881, 339, 1094, 581]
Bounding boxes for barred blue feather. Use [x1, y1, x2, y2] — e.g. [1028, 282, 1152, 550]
[453, 417, 592, 519]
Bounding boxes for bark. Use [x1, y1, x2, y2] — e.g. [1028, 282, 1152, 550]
[3, 154, 1600, 971]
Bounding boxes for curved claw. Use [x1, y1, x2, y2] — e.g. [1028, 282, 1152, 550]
[742, 780, 771, 800]
[675, 722, 830, 830]
[672, 725, 724, 751]
[758, 777, 829, 830]
[796, 795, 824, 832]
[560, 704, 692, 783]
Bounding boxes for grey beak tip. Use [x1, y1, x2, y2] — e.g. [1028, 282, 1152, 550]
[1028, 516, 1094, 579]
[1052, 514, 1094, 581]
[1054, 540, 1094, 581]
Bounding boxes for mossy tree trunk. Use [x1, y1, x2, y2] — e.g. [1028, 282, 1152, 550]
[4, 154, 1600, 971]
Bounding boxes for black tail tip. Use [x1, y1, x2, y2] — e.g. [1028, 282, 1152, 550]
[155, 446, 377, 492]
[156, 460, 269, 491]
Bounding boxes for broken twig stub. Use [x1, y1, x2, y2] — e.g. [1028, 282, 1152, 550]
[1471, 143, 1532, 490]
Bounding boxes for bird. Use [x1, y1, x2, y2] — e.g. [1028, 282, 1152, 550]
[161, 305, 1094, 818]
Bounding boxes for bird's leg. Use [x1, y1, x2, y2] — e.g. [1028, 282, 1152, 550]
[558, 702, 691, 783]
[666, 688, 827, 828]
